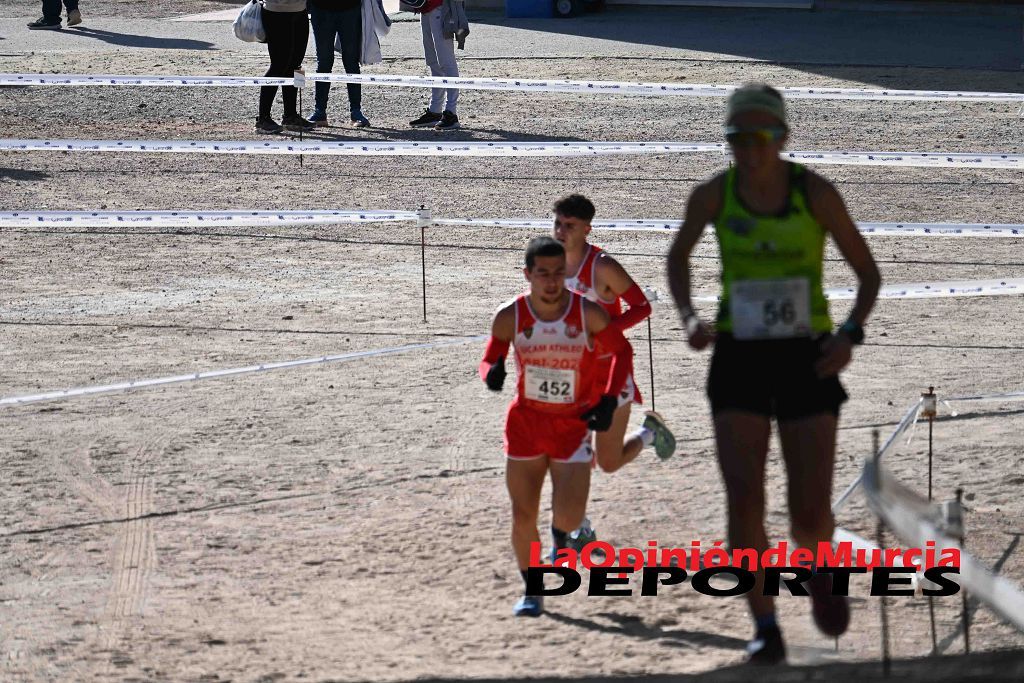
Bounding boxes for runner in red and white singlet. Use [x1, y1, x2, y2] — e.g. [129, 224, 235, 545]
[565, 242, 641, 406]
[554, 194, 677, 475]
[479, 236, 634, 618]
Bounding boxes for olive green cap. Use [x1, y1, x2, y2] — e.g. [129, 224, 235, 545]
[725, 83, 787, 128]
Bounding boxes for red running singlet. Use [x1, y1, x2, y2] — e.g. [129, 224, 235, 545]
[512, 292, 598, 417]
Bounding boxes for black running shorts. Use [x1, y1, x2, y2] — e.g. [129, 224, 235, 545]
[707, 333, 849, 420]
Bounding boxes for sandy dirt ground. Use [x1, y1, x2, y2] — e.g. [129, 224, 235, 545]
[2, 4, 1024, 682]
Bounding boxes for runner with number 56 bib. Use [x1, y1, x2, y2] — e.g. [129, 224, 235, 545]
[667, 83, 881, 665]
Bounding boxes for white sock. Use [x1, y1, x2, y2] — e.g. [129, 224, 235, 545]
[634, 426, 655, 448]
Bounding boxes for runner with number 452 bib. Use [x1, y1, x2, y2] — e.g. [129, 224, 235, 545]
[667, 83, 881, 665]
[480, 236, 636, 618]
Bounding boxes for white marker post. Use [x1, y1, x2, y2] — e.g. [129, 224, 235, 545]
[418, 206, 431, 323]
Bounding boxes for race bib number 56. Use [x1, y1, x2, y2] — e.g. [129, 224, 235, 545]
[525, 366, 576, 404]
[730, 278, 811, 340]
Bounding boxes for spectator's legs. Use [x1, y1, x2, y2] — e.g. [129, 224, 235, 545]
[260, 8, 291, 117]
[337, 4, 363, 114]
[62, 0, 79, 12]
[259, 10, 308, 118]
[41, 0, 62, 22]
[422, 7, 459, 113]
[283, 11, 309, 117]
[309, 4, 337, 115]
[420, 11, 444, 114]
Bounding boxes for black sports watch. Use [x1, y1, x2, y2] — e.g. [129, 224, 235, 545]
[838, 319, 865, 345]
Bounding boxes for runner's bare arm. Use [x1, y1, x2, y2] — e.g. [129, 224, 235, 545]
[583, 300, 632, 398]
[581, 300, 629, 431]
[480, 303, 515, 390]
[806, 172, 881, 329]
[596, 254, 651, 332]
[806, 172, 881, 377]
[667, 177, 722, 349]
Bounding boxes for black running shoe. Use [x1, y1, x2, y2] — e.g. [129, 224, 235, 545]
[433, 110, 459, 131]
[409, 108, 442, 128]
[808, 571, 850, 637]
[746, 625, 786, 665]
[282, 114, 314, 132]
[255, 116, 283, 135]
[28, 17, 62, 29]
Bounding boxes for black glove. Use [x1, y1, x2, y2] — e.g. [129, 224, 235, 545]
[581, 394, 617, 432]
[485, 357, 506, 392]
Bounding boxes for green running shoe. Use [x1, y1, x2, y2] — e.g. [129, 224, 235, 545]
[567, 518, 598, 554]
[643, 410, 676, 461]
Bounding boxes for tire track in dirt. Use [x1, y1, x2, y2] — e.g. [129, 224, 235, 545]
[438, 381, 494, 515]
[1, 439, 122, 679]
[100, 434, 163, 663]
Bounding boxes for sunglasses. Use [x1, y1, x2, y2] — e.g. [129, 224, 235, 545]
[724, 126, 787, 147]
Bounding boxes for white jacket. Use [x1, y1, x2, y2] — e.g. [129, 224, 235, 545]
[359, 0, 392, 65]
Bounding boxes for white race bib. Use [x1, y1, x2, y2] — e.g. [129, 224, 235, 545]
[524, 366, 576, 404]
[730, 278, 811, 340]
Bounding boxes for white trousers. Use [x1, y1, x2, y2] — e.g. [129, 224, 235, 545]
[420, 7, 459, 113]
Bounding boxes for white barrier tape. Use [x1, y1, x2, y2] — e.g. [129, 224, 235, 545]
[946, 390, 1024, 403]
[435, 218, 683, 231]
[783, 150, 1024, 170]
[832, 399, 923, 515]
[0, 335, 485, 408]
[0, 139, 724, 158]
[0, 210, 417, 228]
[438, 219, 1024, 237]
[863, 455, 1024, 632]
[826, 278, 1024, 301]
[0, 74, 292, 87]
[4, 139, 1021, 168]
[694, 279, 1024, 305]
[3, 73, 1022, 104]
[857, 223, 1024, 238]
[4, 212, 1024, 238]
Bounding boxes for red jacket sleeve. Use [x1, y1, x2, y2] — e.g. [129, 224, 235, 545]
[479, 336, 510, 383]
[592, 326, 633, 397]
[609, 282, 651, 333]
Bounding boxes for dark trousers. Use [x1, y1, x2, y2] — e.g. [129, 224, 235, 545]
[309, 3, 362, 114]
[42, 0, 79, 22]
[259, 8, 310, 118]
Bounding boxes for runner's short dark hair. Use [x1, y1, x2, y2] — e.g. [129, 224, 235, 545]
[553, 194, 596, 222]
[525, 236, 565, 270]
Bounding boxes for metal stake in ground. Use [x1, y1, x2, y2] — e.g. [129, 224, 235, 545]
[642, 287, 658, 412]
[418, 206, 431, 323]
[647, 317, 655, 412]
[922, 386, 939, 655]
[956, 487, 971, 654]
[873, 428, 892, 677]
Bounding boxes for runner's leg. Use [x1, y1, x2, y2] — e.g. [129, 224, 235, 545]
[778, 412, 849, 636]
[594, 402, 642, 473]
[549, 459, 591, 544]
[714, 411, 772, 618]
[506, 457, 549, 572]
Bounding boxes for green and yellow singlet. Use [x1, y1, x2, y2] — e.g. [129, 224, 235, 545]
[713, 163, 833, 339]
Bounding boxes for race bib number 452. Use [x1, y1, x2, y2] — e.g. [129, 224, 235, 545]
[524, 366, 576, 404]
[730, 277, 812, 340]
